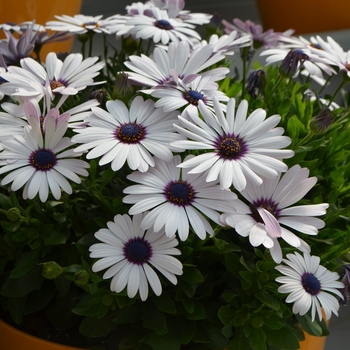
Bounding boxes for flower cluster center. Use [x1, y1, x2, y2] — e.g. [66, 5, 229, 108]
[83, 21, 100, 28]
[30, 148, 57, 171]
[184, 90, 205, 106]
[164, 180, 195, 206]
[116, 122, 145, 144]
[301, 272, 321, 295]
[154, 19, 173, 30]
[50, 80, 65, 91]
[217, 135, 246, 160]
[123, 237, 152, 265]
[250, 198, 280, 223]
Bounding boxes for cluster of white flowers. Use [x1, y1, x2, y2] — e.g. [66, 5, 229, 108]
[0, 0, 345, 320]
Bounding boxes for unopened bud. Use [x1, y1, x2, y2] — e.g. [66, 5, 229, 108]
[74, 270, 90, 286]
[112, 72, 134, 103]
[279, 49, 309, 78]
[7, 207, 21, 222]
[310, 107, 333, 135]
[40, 261, 63, 279]
[246, 69, 266, 98]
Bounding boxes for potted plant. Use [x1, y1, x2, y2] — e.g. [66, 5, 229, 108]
[0, 1, 349, 350]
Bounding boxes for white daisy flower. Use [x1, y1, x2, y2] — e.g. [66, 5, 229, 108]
[0, 104, 89, 202]
[275, 252, 344, 321]
[152, 75, 229, 116]
[171, 97, 294, 191]
[309, 36, 350, 78]
[89, 213, 183, 301]
[45, 14, 121, 34]
[221, 165, 329, 263]
[0, 52, 104, 109]
[191, 31, 251, 56]
[124, 40, 229, 91]
[121, 7, 201, 45]
[123, 154, 238, 241]
[1, 98, 100, 129]
[72, 96, 184, 173]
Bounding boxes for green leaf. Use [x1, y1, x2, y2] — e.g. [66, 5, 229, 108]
[43, 229, 66, 245]
[142, 303, 166, 330]
[248, 327, 266, 350]
[264, 325, 300, 349]
[153, 293, 176, 314]
[218, 305, 235, 326]
[227, 327, 249, 350]
[181, 265, 204, 283]
[186, 302, 206, 320]
[255, 290, 280, 311]
[113, 304, 141, 324]
[10, 249, 40, 278]
[145, 330, 182, 350]
[0, 266, 44, 298]
[295, 313, 329, 337]
[79, 313, 118, 337]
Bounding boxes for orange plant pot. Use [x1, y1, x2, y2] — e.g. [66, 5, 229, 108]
[0, 319, 85, 350]
[0, 0, 83, 56]
[299, 331, 327, 350]
[256, 0, 350, 34]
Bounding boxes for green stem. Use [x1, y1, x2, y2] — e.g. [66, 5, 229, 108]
[294, 132, 314, 148]
[327, 72, 350, 107]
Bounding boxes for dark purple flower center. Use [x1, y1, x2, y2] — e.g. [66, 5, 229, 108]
[301, 272, 321, 295]
[250, 198, 280, 223]
[115, 122, 145, 144]
[215, 134, 247, 160]
[164, 180, 195, 206]
[123, 237, 152, 265]
[30, 148, 57, 171]
[154, 19, 173, 30]
[184, 90, 205, 106]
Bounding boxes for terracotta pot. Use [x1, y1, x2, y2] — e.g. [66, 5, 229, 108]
[256, 0, 350, 34]
[0, 319, 85, 350]
[0, 0, 83, 56]
[299, 331, 327, 350]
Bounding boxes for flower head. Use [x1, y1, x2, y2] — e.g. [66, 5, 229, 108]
[123, 155, 237, 241]
[172, 97, 293, 191]
[0, 103, 89, 202]
[222, 165, 329, 263]
[118, 7, 201, 45]
[124, 40, 229, 91]
[152, 75, 229, 116]
[275, 252, 344, 321]
[89, 213, 183, 301]
[45, 14, 121, 34]
[73, 96, 184, 172]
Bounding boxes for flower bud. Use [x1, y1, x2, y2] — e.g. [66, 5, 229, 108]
[112, 72, 134, 103]
[74, 270, 90, 286]
[88, 88, 107, 109]
[246, 69, 266, 98]
[7, 207, 21, 222]
[40, 261, 63, 280]
[310, 107, 333, 135]
[279, 49, 309, 78]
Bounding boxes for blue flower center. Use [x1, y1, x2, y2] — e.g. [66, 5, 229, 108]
[116, 123, 145, 144]
[30, 149, 57, 171]
[184, 90, 205, 106]
[164, 180, 194, 206]
[250, 198, 280, 223]
[216, 134, 246, 160]
[124, 238, 152, 265]
[154, 19, 173, 30]
[301, 272, 321, 295]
